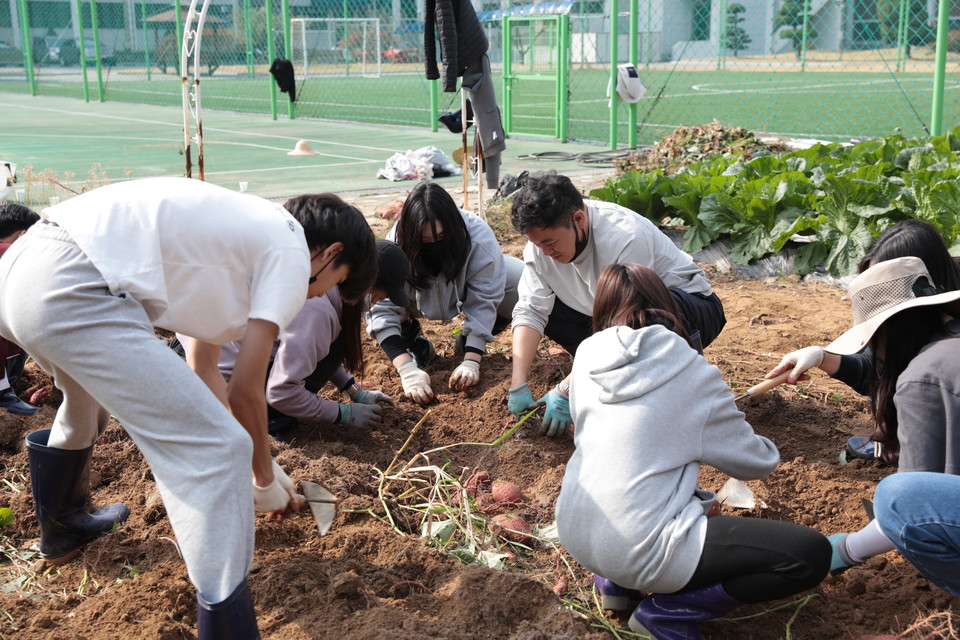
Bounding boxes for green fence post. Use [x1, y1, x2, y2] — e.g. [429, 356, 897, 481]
[799, 0, 810, 72]
[645, 0, 651, 67]
[282, 0, 294, 119]
[343, 0, 350, 77]
[716, 0, 726, 71]
[174, 1, 183, 76]
[895, 0, 906, 72]
[16, 0, 35, 95]
[609, 0, 618, 149]
[243, 0, 254, 76]
[265, 0, 278, 120]
[930, 0, 950, 135]
[76, 0, 90, 102]
[89, 0, 105, 102]
[627, 0, 637, 147]
[141, 0, 151, 80]
[430, 78, 439, 131]
[558, 14, 569, 141]
[503, 17, 512, 134]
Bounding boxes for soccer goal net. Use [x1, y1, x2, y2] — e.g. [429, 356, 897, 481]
[290, 17, 382, 78]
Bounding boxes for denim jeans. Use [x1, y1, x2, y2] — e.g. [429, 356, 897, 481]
[875, 472, 960, 597]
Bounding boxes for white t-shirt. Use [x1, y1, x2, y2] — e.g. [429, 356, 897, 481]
[45, 177, 310, 344]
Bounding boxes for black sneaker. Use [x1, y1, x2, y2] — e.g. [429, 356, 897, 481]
[410, 335, 435, 368]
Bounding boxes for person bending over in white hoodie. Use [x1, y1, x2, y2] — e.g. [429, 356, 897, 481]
[555, 263, 831, 640]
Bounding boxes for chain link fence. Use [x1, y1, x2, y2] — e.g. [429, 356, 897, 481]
[0, 0, 957, 147]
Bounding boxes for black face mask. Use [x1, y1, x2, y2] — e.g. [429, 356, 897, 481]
[420, 241, 446, 275]
[572, 221, 589, 261]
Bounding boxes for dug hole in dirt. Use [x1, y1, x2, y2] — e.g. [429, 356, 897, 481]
[1, 171, 958, 640]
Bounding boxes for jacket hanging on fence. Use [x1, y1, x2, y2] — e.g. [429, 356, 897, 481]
[461, 54, 505, 189]
[270, 58, 297, 103]
[424, 0, 488, 93]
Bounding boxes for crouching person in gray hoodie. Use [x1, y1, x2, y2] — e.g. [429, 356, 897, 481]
[555, 263, 831, 640]
[367, 182, 522, 404]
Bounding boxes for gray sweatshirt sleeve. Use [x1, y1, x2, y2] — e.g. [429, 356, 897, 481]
[895, 379, 952, 473]
[366, 297, 406, 346]
[511, 244, 555, 335]
[460, 228, 507, 352]
[266, 299, 342, 423]
[699, 388, 780, 481]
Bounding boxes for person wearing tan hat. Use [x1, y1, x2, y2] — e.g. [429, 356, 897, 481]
[766, 219, 960, 463]
[791, 255, 960, 575]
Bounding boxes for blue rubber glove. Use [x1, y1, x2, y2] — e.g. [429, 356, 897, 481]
[336, 402, 384, 428]
[538, 381, 571, 438]
[828, 533, 858, 573]
[352, 388, 395, 406]
[508, 382, 536, 417]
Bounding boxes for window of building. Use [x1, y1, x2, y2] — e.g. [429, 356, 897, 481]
[691, 0, 711, 40]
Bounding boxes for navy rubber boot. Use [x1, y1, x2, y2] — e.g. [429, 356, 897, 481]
[26, 429, 130, 565]
[594, 575, 644, 611]
[197, 579, 261, 640]
[628, 582, 739, 640]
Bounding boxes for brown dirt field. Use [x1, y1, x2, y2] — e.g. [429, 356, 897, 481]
[1, 172, 958, 640]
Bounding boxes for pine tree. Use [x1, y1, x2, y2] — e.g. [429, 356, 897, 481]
[773, 0, 819, 59]
[726, 3, 752, 57]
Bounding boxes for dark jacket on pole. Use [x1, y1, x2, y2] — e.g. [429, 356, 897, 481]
[424, 0, 488, 93]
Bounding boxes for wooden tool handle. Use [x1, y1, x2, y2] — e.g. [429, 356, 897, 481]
[296, 494, 338, 505]
[743, 371, 791, 398]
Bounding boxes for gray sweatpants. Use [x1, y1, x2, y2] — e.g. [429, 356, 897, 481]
[0, 222, 253, 603]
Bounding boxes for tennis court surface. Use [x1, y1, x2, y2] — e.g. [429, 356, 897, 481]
[3, 92, 604, 203]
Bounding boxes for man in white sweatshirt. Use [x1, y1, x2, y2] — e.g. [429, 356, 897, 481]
[507, 171, 725, 437]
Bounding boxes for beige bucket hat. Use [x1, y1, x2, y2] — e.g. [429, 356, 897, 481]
[288, 139, 318, 156]
[826, 256, 960, 355]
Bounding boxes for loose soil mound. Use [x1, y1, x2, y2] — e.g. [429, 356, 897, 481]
[1, 182, 957, 640]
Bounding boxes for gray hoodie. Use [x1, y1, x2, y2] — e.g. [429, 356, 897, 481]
[556, 325, 779, 593]
[367, 209, 515, 354]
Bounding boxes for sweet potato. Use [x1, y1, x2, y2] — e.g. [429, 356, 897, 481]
[490, 513, 533, 545]
[491, 481, 524, 505]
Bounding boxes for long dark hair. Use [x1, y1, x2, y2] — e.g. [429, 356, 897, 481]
[861, 220, 960, 291]
[340, 298, 364, 377]
[868, 296, 945, 464]
[283, 193, 377, 302]
[394, 182, 470, 289]
[592, 263, 692, 347]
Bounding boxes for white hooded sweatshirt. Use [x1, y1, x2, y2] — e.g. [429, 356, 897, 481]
[556, 324, 779, 593]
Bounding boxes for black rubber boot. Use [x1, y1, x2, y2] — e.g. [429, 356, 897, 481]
[26, 429, 130, 565]
[197, 579, 261, 640]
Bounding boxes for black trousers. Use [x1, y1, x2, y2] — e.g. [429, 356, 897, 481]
[543, 290, 726, 356]
[680, 515, 831, 603]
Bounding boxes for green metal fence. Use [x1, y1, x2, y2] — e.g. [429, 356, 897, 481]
[1, 0, 959, 148]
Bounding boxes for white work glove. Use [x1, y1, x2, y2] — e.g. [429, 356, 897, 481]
[398, 360, 434, 404]
[771, 346, 825, 382]
[336, 402, 384, 428]
[351, 387, 395, 406]
[253, 459, 297, 513]
[449, 359, 481, 390]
